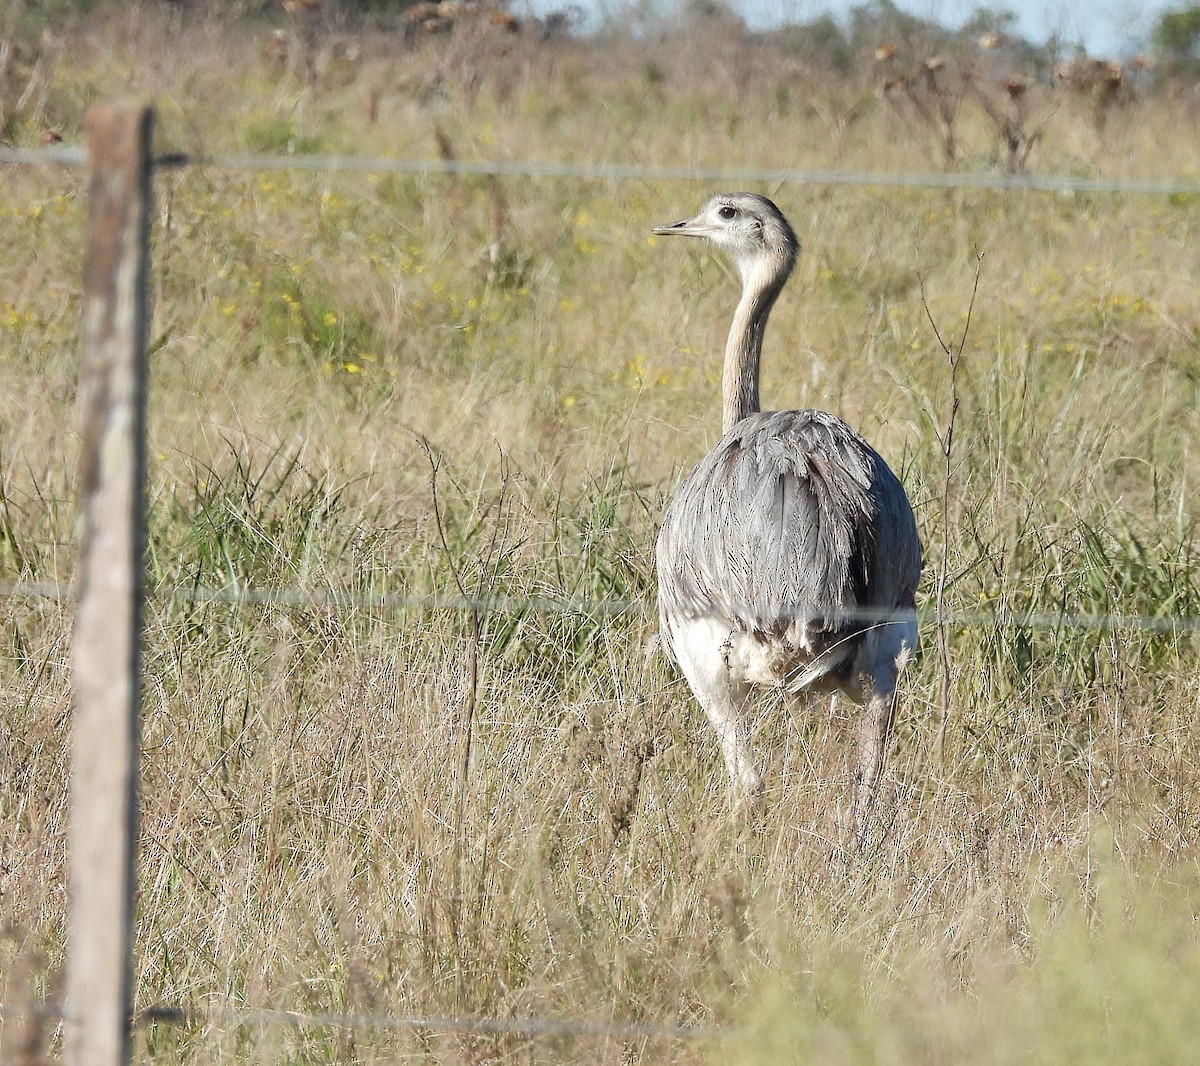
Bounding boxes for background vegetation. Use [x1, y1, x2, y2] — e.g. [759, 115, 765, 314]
[4, 0, 1200, 1061]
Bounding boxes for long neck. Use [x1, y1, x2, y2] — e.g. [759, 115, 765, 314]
[721, 253, 791, 432]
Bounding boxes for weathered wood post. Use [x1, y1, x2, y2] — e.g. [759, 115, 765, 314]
[66, 103, 154, 1066]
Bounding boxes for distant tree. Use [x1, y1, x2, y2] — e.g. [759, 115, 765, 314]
[680, 0, 745, 30]
[1153, 6, 1200, 63]
[772, 14, 854, 73]
[847, 0, 940, 52]
[958, 6, 1019, 42]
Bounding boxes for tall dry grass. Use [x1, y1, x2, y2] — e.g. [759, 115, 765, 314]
[3, 6, 1200, 1062]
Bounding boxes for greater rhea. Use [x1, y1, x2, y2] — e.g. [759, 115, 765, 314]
[653, 193, 921, 836]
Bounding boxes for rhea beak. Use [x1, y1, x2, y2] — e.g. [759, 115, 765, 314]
[653, 216, 707, 238]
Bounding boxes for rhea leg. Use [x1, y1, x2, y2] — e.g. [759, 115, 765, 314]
[670, 618, 763, 807]
[704, 676, 761, 807]
[851, 682, 898, 843]
[846, 619, 914, 845]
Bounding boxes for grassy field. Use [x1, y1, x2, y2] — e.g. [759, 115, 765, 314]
[4, 6, 1200, 1062]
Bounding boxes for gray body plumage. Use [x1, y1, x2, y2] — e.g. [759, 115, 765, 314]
[658, 409, 919, 694]
[653, 193, 921, 833]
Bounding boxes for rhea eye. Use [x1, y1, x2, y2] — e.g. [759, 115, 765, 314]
[718, 205, 737, 220]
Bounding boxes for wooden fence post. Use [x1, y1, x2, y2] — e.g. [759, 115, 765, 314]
[65, 103, 154, 1066]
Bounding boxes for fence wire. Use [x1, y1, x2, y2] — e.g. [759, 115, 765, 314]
[1, 578, 1197, 635]
[0, 1000, 725, 1043]
[7, 143, 1200, 196]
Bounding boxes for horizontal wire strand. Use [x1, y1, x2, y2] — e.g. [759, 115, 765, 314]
[1, 579, 1197, 634]
[5, 143, 1200, 196]
[0, 999, 725, 1042]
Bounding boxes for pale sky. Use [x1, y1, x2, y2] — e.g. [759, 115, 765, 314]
[735, 0, 1172, 55]
[526, 0, 1177, 56]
